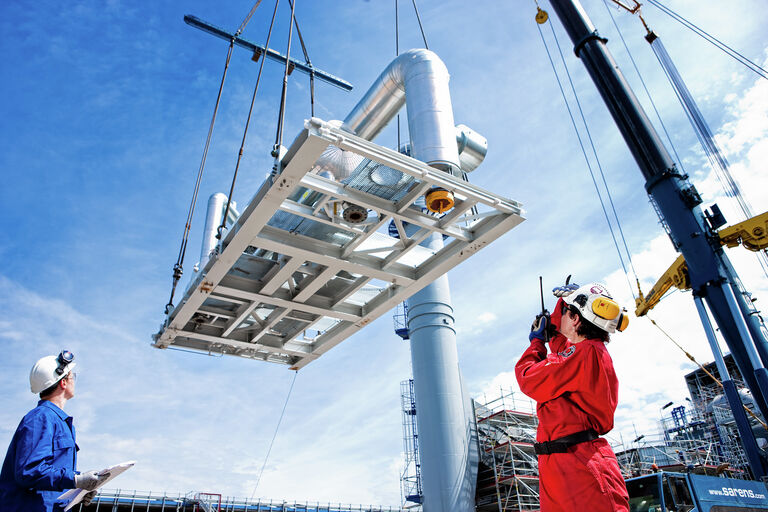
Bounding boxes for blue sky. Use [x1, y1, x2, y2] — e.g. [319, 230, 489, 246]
[1, 0, 767, 506]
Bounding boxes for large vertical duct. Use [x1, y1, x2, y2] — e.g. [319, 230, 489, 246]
[342, 49, 476, 511]
[200, 193, 228, 270]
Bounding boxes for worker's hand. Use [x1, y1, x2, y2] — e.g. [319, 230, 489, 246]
[82, 490, 98, 506]
[552, 283, 579, 297]
[529, 313, 551, 342]
[74, 470, 110, 491]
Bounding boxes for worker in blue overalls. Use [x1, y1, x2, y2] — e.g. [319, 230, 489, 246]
[0, 350, 110, 511]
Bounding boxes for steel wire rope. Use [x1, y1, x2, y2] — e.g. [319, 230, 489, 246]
[546, 17, 641, 293]
[600, 0, 686, 175]
[646, 314, 768, 430]
[645, 0, 768, 81]
[165, 38, 237, 314]
[272, 0, 297, 163]
[649, 37, 768, 279]
[410, 0, 429, 50]
[286, 0, 316, 117]
[535, 17, 637, 298]
[395, 0, 401, 151]
[217, 0, 280, 242]
[250, 370, 299, 499]
[236, 0, 265, 37]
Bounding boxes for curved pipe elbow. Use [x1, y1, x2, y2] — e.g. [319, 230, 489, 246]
[342, 49, 460, 171]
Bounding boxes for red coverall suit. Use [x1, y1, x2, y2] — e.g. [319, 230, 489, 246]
[515, 303, 629, 512]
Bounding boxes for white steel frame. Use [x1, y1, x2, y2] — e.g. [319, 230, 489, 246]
[153, 118, 524, 369]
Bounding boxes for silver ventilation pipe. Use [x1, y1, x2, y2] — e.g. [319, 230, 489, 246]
[342, 49, 460, 172]
[343, 49, 478, 511]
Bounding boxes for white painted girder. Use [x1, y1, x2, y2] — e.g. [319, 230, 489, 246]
[153, 118, 524, 369]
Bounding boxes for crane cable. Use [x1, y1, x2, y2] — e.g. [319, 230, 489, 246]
[600, 0, 686, 177]
[647, 315, 768, 430]
[165, 34, 238, 314]
[216, 0, 279, 243]
[250, 370, 299, 499]
[605, 0, 768, 280]
[165, 0, 264, 314]
[645, 0, 768, 81]
[285, 0, 317, 117]
[272, 0, 297, 167]
[534, 5, 640, 299]
[411, 0, 429, 50]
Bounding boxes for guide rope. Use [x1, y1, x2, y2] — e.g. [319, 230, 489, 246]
[250, 370, 298, 499]
[217, 0, 280, 242]
[647, 315, 768, 430]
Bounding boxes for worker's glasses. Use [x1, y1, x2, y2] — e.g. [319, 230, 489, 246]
[55, 350, 74, 375]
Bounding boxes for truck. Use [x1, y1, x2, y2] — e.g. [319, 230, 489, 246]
[626, 472, 768, 511]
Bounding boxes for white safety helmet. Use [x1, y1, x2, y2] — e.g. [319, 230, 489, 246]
[30, 350, 76, 394]
[562, 283, 629, 334]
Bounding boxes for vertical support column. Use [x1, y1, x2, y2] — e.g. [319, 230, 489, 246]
[407, 231, 477, 511]
[693, 296, 766, 478]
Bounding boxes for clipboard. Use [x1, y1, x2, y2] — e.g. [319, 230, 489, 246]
[57, 461, 135, 511]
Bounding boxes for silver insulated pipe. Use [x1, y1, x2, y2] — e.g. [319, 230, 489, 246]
[342, 49, 477, 511]
[342, 49, 461, 171]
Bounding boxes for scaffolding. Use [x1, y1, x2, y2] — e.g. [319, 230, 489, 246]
[474, 389, 539, 512]
[615, 354, 760, 479]
[399, 379, 423, 508]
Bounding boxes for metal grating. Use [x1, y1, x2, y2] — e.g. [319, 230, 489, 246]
[153, 118, 524, 369]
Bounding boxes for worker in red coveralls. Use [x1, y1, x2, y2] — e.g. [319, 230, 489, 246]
[515, 282, 630, 512]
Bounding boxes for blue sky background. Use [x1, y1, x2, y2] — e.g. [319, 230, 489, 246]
[1, 0, 767, 506]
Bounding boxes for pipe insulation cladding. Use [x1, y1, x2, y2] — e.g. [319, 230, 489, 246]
[341, 49, 477, 511]
[342, 49, 461, 172]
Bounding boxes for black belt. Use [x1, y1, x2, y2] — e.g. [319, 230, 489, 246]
[534, 429, 599, 455]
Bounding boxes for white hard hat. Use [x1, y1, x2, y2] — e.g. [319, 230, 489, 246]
[30, 350, 76, 394]
[562, 283, 629, 334]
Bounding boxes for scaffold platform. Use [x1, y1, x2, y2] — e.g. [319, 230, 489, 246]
[153, 118, 524, 369]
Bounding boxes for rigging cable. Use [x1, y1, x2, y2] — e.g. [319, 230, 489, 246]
[646, 315, 768, 430]
[536, 10, 639, 298]
[217, 0, 280, 242]
[649, 35, 768, 279]
[272, 0, 297, 164]
[235, 0, 265, 37]
[250, 370, 299, 499]
[165, 36, 237, 314]
[395, 0, 401, 150]
[287, 0, 316, 117]
[600, 0, 686, 176]
[411, 0, 429, 49]
[645, 0, 768, 81]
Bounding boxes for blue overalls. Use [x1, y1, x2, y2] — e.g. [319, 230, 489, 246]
[0, 400, 78, 512]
